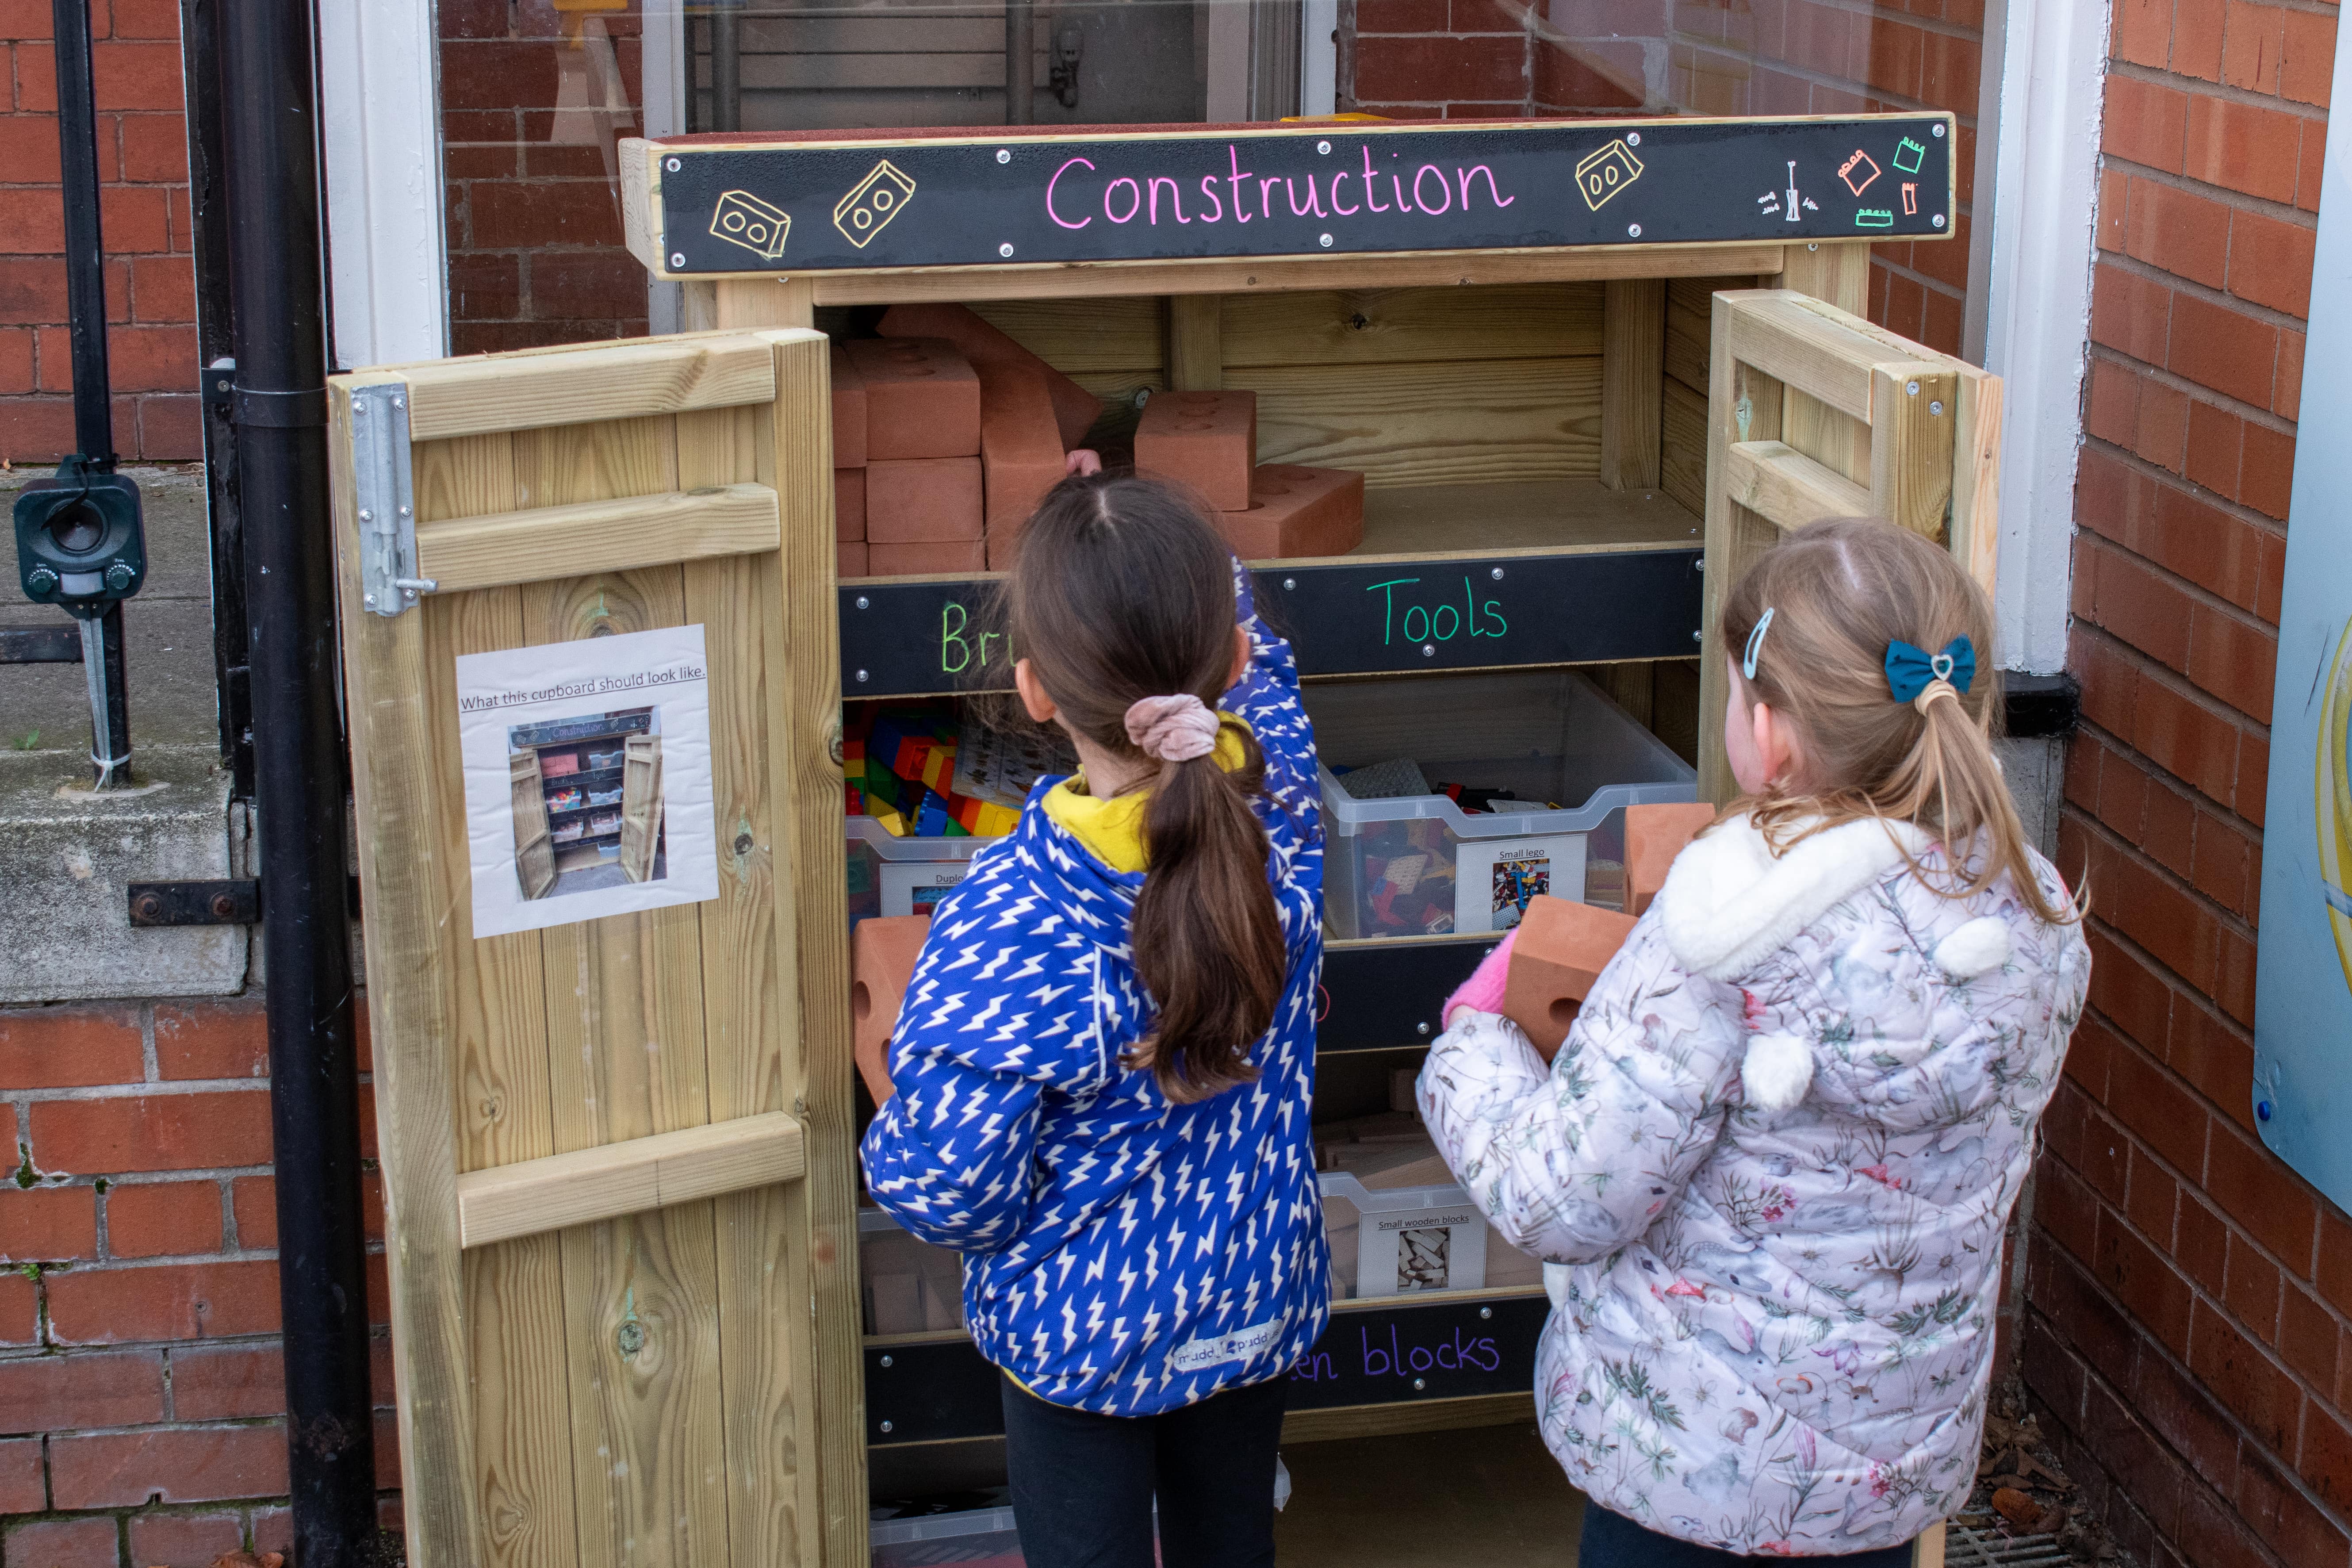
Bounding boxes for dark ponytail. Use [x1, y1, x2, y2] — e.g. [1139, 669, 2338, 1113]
[1007, 474, 1286, 1104]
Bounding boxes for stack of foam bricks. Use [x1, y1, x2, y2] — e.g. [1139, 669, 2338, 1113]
[832, 305, 1102, 578]
[1132, 388, 1367, 560]
[844, 701, 1022, 838]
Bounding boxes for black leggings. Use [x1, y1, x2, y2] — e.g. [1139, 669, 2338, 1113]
[1000, 1373, 1288, 1568]
[1577, 1504, 1917, 1566]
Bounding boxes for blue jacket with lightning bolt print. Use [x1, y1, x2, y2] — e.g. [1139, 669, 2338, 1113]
[859, 568, 1328, 1416]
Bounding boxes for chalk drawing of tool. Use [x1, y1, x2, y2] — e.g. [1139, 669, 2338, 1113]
[834, 159, 917, 248]
[709, 190, 792, 260]
[1892, 136, 1928, 175]
[1839, 149, 1881, 196]
[1575, 138, 1644, 211]
[1784, 160, 1800, 222]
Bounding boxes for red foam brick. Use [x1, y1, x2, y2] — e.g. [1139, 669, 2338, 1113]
[1503, 896, 1637, 1058]
[830, 341, 867, 467]
[845, 337, 981, 460]
[979, 362, 1068, 544]
[867, 456, 983, 544]
[839, 540, 870, 578]
[835, 467, 866, 542]
[854, 916, 931, 1104]
[1216, 464, 1365, 560]
[878, 302, 1103, 449]
[1626, 802, 1715, 918]
[870, 540, 987, 577]
[1136, 389, 1257, 511]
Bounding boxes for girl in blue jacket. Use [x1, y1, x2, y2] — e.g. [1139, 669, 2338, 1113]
[860, 472, 1329, 1568]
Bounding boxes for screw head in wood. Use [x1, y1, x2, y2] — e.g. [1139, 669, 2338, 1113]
[1930, 400, 1944, 416]
[1932, 123, 1946, 136]
[671, 253, 686, 267]
[1627, 131, 1641, 146]
[1933, 214, 1946, 228]
[855, 595, 870, 610]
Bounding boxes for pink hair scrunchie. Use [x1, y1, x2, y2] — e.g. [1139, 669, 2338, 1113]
[1124, 694, 1221, 763]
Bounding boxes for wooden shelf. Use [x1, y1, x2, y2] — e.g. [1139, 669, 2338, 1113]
[1341, 479, 1699, 562]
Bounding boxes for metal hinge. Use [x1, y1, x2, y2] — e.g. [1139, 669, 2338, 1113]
[350, 382, 433, 617]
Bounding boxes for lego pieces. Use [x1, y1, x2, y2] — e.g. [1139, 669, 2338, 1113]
[978, 362, 1069, 555]
[866, 457, 984, 544]
[1502, 895, 1637, 1058]
[852, 914, 931, 1104]
[830, 341, 868, 467]
[1214, 464, 1365, 560]
[1626, 801, 1715, 918]
[835, 467, 866, 543]
[1135, 389, 1257, 511]
[878, 302, 1103, 449]
[844, 337, 982, 460]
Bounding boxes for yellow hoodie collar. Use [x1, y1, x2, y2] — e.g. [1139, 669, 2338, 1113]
[1040, 716, 1249, 874]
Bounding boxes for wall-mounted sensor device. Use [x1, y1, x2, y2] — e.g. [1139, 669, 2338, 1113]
[13, 454, 145, 619]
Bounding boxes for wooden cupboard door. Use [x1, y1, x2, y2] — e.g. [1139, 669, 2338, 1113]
[328, 330, 862, 1568]
[619, 734, 664, 883]
[1696, 289, 2001, 801]
[510, 751, 557, 900]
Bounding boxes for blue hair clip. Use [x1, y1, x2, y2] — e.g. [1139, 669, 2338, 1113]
[1885, 635, 1976, 703]
[1742, 608, 1774, 681]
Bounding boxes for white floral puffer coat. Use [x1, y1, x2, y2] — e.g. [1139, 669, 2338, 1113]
[1417, 815, 2089, 1556]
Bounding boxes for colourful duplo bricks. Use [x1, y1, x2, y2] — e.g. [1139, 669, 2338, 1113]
[1502, 895, 1637, 1058]
[830, 341, 868, 467]
[1625, 801, 1716, 918]
[866, 456, 984, 545]
[1135, 389, 1257, 511]
[978, 363, 1067, 570]
[1215, 465, 1365, 560]
[878, 302, 1103, 449]
[836, 467, 866, 542]
[844, 337, 982, 460]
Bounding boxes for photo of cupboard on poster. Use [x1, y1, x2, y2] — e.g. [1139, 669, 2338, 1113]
[506, 709, 666, 898]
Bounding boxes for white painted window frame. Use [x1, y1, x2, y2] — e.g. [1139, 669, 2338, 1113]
[319, 0, 449, 371]
[1974, 0, 2112, 675]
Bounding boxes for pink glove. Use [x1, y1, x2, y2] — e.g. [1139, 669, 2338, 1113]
[1443, 927, 1518, 1025]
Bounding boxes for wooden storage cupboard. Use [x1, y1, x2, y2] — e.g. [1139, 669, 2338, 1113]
[331, 115, 1992, 1568]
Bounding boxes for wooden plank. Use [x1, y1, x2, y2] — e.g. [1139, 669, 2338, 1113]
[403, 338, 777, 441]
[756, 329, 869, 1568]
[1601, 277, 1664, 491]
[716, 275, 818, 330]
[1780, 239, 1872, 314]
[1665, 291, 1711, 393]
[411, 428, 580, 1568]
[1353, 478, 1697, 556]
[1723, 439, 1871, 532]
[1280, 1390, 1534, 1444]
[1951, 367, 2002, 598]
[797, 242, 1791, 307]
[1781, 387, 1872, 487]
[1250, 355, 1601, 489]
[414, 483, 781, 594]
[968, 295, 1165, 372]
[1914, 1522, 1947, 1568]
[1868, 364, 1958, 543]
[1698, 292, 1786, 804]
[1167, 294, 1223, 390]
[1660, 377, 1708, 518]
[678, 391, 825, 1568]
[1220, 283, 1603, 368]
[456, 1113, 808, 1250]
[1721, 289, 1878, 424]
[330, 376, 486, 1568]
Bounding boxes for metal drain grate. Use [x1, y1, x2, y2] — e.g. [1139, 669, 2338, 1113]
[1944, 1524, 2072, 1566]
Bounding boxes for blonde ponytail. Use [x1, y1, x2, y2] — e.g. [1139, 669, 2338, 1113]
[1722, 518, 2080, 927]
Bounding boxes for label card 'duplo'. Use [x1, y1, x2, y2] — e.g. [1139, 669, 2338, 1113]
[647, 114, 1955, 276]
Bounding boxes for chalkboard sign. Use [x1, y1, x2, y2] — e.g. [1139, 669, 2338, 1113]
[640, 114, 1954, 276]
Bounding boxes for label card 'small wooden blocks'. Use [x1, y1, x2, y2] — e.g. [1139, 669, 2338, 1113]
[978, 362, 1068, 543]
[1626, 801, 1715, 917]
[835, 467, 866, 542]
[853, 915, 931, 1104]
[878, 302, 1103, 449]
[844, 336, 981, 460]
[1216, 464, 1365, 560]
[870, 539, 986, 576]
[1135, 389, 1257, 511]
[830, 340, 867, 467]
[1503, 895, 1637, 1058]
[866, 456, 983, 544]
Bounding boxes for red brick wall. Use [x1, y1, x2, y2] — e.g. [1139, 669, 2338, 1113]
[1342, 0, 1982, 353]
[0, 1001, 398, 1566]
[2028, 3, 2352, 1566]
[0, 0, 200, 466]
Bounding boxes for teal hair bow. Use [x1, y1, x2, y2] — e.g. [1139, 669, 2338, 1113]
[1885, 636, 1975, 703]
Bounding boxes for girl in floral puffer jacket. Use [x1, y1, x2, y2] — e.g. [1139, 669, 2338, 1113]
[1420, 518, 2089, 1564]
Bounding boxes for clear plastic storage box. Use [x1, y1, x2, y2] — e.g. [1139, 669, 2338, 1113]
[847, 817, 991, 928]
[860, 1207, 969, 1337]
[870, 1505, 1023, 1568]
[1321, 1170, 1546, 1301]
[1304, 670, 1697, 939]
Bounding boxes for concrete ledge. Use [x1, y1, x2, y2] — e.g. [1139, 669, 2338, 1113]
[0, 744, 246, 1003]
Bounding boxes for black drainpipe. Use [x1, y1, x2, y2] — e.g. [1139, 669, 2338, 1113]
[215, 0, 378, 1560]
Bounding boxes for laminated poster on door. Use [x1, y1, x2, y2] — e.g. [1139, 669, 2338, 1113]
[454, 624, 720, 937]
